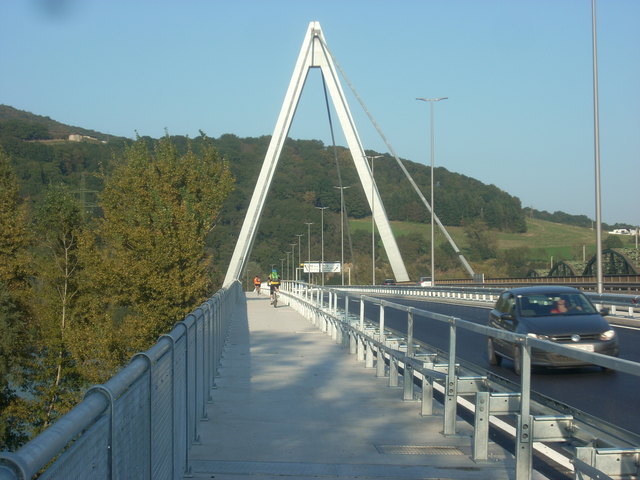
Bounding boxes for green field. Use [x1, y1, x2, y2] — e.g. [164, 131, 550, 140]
[349, 217, 637, 266]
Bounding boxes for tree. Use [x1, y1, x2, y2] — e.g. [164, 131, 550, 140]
[464, 219, 497, 260]
[604, 235, 624, 249]
[0, 149, 33, 449]
[497, 247, 533, 277]
[73, 136, 234, 376]
[30, 184, 84, 429]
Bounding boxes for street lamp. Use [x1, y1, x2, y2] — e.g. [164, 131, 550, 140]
[290, 243, 297, 280]
[591, 0, 603, 294]
[366, 154, 383, 285]
[295, 234, 304, 282]
[334, 185, 351, 285]
[315, 206, 329, 286]
[285, 251, 290, 281]
[304, 222, 313, 284]
[416, 97, 448, 287]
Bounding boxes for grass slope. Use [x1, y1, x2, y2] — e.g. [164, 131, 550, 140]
[350, 217, 636, 265]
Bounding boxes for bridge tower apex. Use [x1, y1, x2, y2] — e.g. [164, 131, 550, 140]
[223, 22, 409, 286]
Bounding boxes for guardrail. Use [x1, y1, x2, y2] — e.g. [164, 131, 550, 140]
[335, 284, 640, 319]
[281, 281, 640, 480]
[435, 275, 640, 294]
[0, 281, 242, 480]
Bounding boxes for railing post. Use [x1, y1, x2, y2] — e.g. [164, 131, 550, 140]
[344, 294, 349, 320]
[131, 352, 153, 479]
[403, 310, 415, 400]
[515, 342, 533, 480]
[379, 304, 385, 342]
[83, 385, 116, 479]
[365, 341, 374, 368]
[359, 297, 365, 331]
[421, 373, 433, 416]
[444, 320, 458, 436]
[349, 330, 357, 355]
[376, 345, 386, 377]
[473, 391, 489, 461]
[406, 310, 414, 358]
[402, 361, 414, 401]
[160, 333, 177, 478]
[389, 355, 399, 387]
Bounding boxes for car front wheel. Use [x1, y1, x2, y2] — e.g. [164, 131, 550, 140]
[487, 337, 502, 366]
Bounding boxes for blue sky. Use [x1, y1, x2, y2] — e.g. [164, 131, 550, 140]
[1, 0, 638, 225]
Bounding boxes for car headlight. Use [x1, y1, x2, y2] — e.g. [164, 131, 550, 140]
[600, 329, 616, 341]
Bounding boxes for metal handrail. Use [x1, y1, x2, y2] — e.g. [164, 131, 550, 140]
[280, 281, 640, 480]
[0, 281, 242, 480]
[334, 283, 640, 318]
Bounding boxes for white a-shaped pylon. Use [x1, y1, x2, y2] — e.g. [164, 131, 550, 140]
[224, 21, 409, 285]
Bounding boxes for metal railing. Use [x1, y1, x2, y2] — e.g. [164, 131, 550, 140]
[337, 284, 640, 319]
[0, 281, 242, 480]
[281, 281, 640, 480]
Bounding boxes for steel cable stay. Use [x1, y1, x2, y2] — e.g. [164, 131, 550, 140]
[317, 36, 476, 278]
[321, 74, 358, 284]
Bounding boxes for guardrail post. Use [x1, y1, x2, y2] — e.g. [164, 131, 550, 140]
[359, 297, 365, 331]
[421, 373, 433, 416]
[402, 361, 415, 401]
[379, 304, 385, 342]
[473, 391, 489, 461]
[444, 321, 458, 436]
[344, 295, 349, 320]
[389, 355, 399, 387]
[406, 310, 414, 358]
[349, 330, 357, 355]
[376, 345, 386, 377]
[515, 342, 533, 480]
[365, 341, 374, 368]
[357, 335, 365, 362]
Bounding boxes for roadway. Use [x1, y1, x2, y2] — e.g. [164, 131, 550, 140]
[358, 296, 640, 437]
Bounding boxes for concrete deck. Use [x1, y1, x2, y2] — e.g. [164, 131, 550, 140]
[189, 293, 542, 480]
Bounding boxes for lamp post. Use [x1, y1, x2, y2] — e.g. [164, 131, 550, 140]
[290, 243, 297, 280]
[295, 234, 304, 282]
[366, 154, 383, 285]
[416, 97, 448, 287]
[285, 251, 291, 281]
[591, 0, 603, 294]
[315, 206, 328, 286]
[334, 185, 351, 285]
[304, 222, 313, 283]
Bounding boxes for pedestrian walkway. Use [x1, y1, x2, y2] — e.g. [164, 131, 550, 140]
[189, 293, 533, 480]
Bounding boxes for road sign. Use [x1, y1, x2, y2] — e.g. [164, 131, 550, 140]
[303, 262, 341, 273]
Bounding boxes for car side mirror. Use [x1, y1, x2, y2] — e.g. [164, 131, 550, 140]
[500, 312, 515, 322]
[600, 307, 610, 316]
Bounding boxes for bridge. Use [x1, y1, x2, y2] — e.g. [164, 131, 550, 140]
[2, 21, 640, 480]
[2, 282, 639, 479]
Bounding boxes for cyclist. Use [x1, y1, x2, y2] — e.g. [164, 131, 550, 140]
[253, 275, 262, 295]
[268, 269, 280, 305]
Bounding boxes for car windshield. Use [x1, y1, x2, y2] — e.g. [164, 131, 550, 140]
[517, 292, 597, 317]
